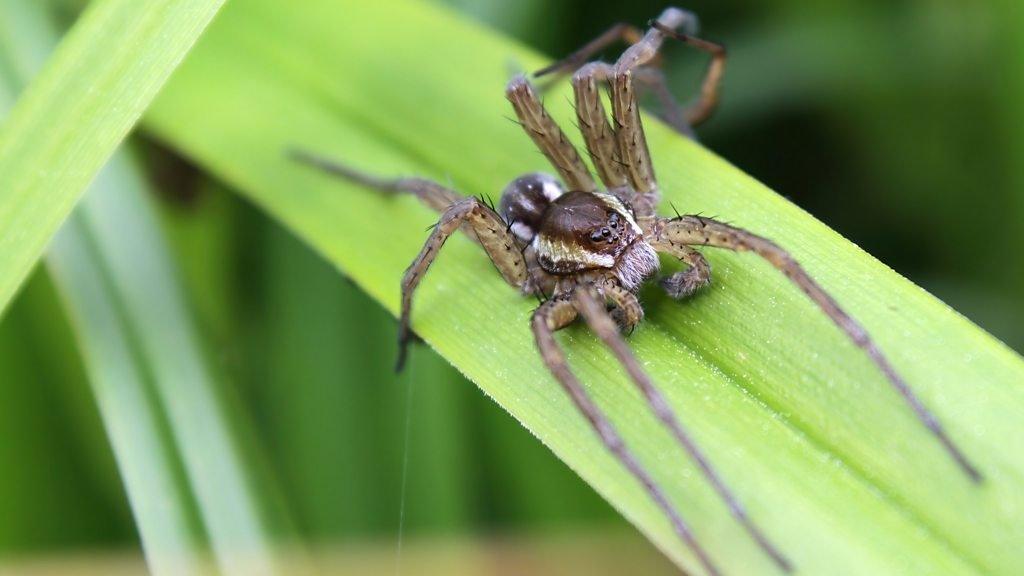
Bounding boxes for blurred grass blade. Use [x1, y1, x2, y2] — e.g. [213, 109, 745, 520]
[47, 181, 209, 575]
[0, 4, 204, 573]
[49, 153, 288, 576]
[0, 0, 227, 318]
[145, 0, 1024, 574]
[1, 2, 287, 575]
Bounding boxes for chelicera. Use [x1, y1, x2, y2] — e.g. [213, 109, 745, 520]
[293, 8, 980, 575]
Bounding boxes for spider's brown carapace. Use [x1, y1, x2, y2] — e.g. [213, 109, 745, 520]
[293, 8, 980, 576]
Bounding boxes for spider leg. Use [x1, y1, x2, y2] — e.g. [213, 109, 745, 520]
[289, 149, 460, 213]
[506, 75, 597, 192]
[648, 216, 983, 482]
[649, 237, 713, 299]
[533, 22, 648, 80]
[572, 64, 697, 194]
[289, 151, 553, 345]
[531, 295, 723, 576]
[536, 8, 704, 139]
[571, 62, 628, 189]
[397, 197, 528, 371]
[650, 22, 728, 127]
[568, 60, 682, 219]
[608, 8, 694, 217]
[599, 278, 644, 333]
[574, 285, 793, 573]
[289, 149, 511, 252]
[633, 67, 697, 138]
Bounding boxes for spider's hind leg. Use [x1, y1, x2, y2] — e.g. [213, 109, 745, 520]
[533, 8, 702, 133]
[534, 7, 701, 82]
[568, 59, 684, 218]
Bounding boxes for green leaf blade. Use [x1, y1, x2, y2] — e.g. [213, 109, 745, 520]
[64, 151, 288, 576]
[1, 2, 291, 573]
[145, 1, 1024, 574]
[48, 201, 209, 576]
[0, 0, 227, 316]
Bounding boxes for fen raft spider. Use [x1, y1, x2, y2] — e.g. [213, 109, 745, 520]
[292, 8, 981, 576]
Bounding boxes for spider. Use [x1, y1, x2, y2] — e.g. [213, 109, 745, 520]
[292, 8, 981, 576]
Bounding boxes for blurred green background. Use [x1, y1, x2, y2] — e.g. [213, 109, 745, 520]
[1, 0, 1021, 572]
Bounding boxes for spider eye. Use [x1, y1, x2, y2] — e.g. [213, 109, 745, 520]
[608, 213, 620, 228]
[590, 229, 605, 242]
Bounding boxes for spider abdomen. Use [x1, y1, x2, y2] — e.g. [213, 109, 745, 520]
[500, 173, 564, 242]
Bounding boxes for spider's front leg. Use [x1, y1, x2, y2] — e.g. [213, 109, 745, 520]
[647, 215, 983, 482]
[397, 196, 528, 370]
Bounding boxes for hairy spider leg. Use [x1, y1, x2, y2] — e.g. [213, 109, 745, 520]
[648, 215, 983, 482]
[533, 22, 649, 79]
[506, 76, 597, 193]
[530, 7, 697, 222]
[571, 62, 629, 189]
[569, 62, 700, 193]
[534, 8, 702, 138]
[634, 67, 696, 138]
[651, 22, 728, 127]
[575, 285, 793, 573]
[531, 293, 723, 576]
[289, 149, 461, 212]
[291, 151, 560, 297]
[610, 8, 696, 203]
[396, 197, 528, 370]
